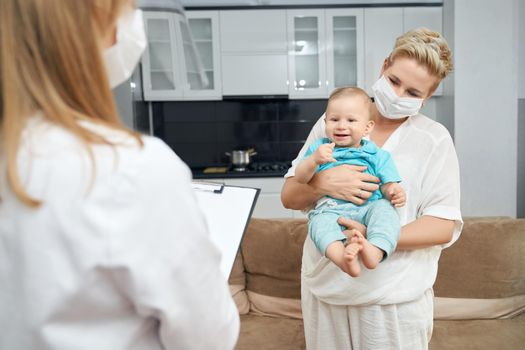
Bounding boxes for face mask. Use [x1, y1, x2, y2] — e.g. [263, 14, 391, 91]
[103, 9, 147, 88]
[371, 75, 424, 119]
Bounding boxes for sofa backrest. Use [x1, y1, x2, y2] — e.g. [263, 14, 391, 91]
[229, 217, 525, 320]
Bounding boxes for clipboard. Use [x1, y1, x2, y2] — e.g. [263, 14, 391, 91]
[192, 181, 260, 280]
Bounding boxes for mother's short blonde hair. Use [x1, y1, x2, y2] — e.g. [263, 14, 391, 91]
[389, 27, 453, 81]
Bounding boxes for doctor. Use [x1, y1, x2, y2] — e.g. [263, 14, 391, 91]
[0, 1, 239, 349]
[281, 28, 462, 349]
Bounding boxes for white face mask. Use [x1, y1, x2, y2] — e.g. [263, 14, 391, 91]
[103, 9, 147, 88]
[371, 75, 424, 119]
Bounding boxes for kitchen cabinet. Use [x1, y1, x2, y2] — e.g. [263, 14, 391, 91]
[142, 12, 184, 100]
[325, 8, 365, 92]
[141, 11, 221, 101]
[220, 10, 288, 96]
[287, 9, 365, 99]
[185, 11, 222, 100]
[209, 177, 305, 219]
[287, 9, 327, 98]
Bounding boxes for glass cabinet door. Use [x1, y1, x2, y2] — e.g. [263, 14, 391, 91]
[185, 11, 222, 100]
[326, 9, 365, 92]
[141, 12, 183, 100]
[287, 10, 327, 99]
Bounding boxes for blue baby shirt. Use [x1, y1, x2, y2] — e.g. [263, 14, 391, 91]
[303, 138, 402, 202]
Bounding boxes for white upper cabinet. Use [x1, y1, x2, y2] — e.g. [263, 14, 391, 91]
[220, 10, 288, 53]
[325, 8, 365, 92]
[220, 10, 288, 96]
[141, 11, 222, 101]
[287, 9, 327, 99]
[287, 9, 365, 99]
[142, 12, 184, 100]
[185, 11, 222, 100]
[363, 8, 404, 93]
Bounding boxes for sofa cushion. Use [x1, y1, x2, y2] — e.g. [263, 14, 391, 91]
[434, 218, 525, 299]
[430, 312, 525, 350]
[241, 218, 307, 300]
[236, 314, 305, 350]
[241, 218, 307, 318]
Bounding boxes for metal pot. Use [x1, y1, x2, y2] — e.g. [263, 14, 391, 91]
[225, 148, 257, 171]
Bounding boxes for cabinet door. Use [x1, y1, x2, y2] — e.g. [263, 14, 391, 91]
[325, 8, 365, 92]
[141, 12, 184, 100]
[403, 7, 443, 95]
[185, 11, 222, 100]
[221, 55, 288, 96]
[363, 8, 403, 93]
[220, 10, 287, 53]
[287, 9, 327, 99]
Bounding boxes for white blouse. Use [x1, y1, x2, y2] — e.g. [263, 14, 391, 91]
[0, 117, 239, 349]
[286, 113, 463, 305]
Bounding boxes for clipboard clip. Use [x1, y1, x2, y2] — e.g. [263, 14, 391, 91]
[191, 181, 224, 194]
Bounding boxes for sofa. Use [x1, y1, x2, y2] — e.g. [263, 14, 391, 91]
[228, 217, 525, 350]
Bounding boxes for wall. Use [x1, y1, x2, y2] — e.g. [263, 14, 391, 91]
[444, 0, 519, 217]
[518, 0, 525, 218]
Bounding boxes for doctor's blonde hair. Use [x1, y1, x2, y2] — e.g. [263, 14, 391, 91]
[0, 0, 142, 207]
[389, 27, 453, 82]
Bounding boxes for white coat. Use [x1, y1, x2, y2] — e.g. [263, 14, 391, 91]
[0, 116, 239, 350]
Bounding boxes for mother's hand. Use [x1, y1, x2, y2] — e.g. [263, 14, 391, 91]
[311, 164, 380, 205]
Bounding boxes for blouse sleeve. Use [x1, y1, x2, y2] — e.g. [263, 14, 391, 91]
[418, 134, 463, 248]
[285, 114, 326, 178]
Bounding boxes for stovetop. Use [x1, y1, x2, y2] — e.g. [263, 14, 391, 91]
[192, 161, 292, 179]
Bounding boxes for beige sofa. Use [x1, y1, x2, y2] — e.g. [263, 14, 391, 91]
[228, 217, 525, 350]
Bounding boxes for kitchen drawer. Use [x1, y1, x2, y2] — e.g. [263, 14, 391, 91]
[221, 177, 285, 193]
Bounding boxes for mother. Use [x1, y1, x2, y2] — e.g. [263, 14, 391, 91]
[281, 28, 462, 349]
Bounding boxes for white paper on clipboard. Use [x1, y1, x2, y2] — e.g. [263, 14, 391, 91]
[192, 181, 260, 280]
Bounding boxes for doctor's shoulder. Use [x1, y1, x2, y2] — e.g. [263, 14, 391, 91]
[135, 135, 193, 183]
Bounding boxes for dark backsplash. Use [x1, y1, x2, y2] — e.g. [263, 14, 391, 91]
[152, 98, 327, 168]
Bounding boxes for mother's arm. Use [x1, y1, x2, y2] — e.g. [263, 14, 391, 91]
[281, 165, 380, 210]
[397, 216, 455, 249]
[338, 215, 455, 250]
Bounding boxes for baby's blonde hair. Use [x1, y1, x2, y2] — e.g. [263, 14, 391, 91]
[327, 87, 372, 120]
[389, 27, 453, 80]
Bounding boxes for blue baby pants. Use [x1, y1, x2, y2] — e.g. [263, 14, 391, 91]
[308, 198, 400, 258]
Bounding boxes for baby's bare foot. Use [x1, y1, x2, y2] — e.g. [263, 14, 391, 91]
[343, 242, 362, 277]
[360, 240, 384, 270]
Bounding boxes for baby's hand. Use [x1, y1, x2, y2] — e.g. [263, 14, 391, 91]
[382, 182, 406, 208]
[313, 143, 336, 164]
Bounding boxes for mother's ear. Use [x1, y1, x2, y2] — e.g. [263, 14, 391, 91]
[380, 57, 391, 75]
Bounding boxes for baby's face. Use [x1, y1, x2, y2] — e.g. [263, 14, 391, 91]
[325, 96, 373, 148]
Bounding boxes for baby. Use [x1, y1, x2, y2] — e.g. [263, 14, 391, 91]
[295, 87, 406, 276]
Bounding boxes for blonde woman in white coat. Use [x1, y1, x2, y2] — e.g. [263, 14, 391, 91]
[0, 1, 238, 349]
[281, 28, 462, 349]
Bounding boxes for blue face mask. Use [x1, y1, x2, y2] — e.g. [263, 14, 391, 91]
[371, 75, 424, 119]
[103, 9, 147, 88]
